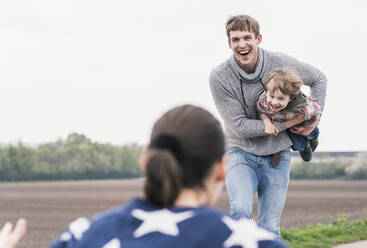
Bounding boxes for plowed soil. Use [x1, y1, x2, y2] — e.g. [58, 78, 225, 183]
[1, 179, 367, 248]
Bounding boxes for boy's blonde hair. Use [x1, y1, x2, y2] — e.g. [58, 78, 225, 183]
[265, 68, 303, 100]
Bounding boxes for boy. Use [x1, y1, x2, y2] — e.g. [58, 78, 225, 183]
[256, 68, 321, 162]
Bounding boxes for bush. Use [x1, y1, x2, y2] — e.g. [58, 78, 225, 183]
[345, 152, 367, 179]
[0, 133, 143, 181]
[290, 162, 349, 179]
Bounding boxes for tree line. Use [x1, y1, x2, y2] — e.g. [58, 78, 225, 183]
[0, 133, 143, 181]
[1, 133, 366, 181]
[290, 152, 367, 180]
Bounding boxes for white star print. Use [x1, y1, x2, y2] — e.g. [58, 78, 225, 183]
[103, 238, 121, 248]
[59, 232, 72, 241]
[222, 216, 276, 248]
[132, 209, 193, 238]
[68, 217, 90, 240]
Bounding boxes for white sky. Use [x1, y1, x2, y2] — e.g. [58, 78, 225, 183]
[0, 0, 366, 151]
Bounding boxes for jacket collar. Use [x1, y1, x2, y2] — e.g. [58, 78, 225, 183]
[287, 92, 307, 111]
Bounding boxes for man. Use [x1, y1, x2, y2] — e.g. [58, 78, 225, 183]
[209, 15, 327, 239]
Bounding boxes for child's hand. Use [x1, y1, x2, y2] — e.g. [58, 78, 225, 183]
[263, 119, 279, 136]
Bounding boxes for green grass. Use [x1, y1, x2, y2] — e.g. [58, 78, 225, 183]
[281, 216, 367, 248]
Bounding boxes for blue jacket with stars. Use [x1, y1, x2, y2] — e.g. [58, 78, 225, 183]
[50, 198, 288, 248]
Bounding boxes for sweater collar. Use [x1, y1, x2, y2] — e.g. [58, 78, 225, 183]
[230, 47, 264, 82]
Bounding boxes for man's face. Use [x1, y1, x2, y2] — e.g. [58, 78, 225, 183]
[265, 88, 291, 112]
[228, 30, 262, 73]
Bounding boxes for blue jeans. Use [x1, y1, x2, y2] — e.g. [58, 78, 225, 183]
[288, 127, 319, 151]
[225, 147, 291, 239]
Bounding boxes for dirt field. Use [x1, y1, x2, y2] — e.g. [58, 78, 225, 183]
[1, 179, 367, 248]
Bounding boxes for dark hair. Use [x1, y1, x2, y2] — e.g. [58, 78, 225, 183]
[144, 105, 225, 207]
[226, 15, 260, 38]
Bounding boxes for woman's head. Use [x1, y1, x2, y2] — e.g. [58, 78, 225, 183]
[140, 104, 225, 207]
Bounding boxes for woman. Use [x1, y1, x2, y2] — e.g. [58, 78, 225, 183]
[1, 105, 287, 248]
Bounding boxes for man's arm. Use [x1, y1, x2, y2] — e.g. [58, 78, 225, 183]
[292, 119, 319, 136]
[209, 71, 287, 138]
[287, 55, 327, 111]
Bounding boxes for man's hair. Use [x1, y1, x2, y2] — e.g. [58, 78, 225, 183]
[226, 15, 260, 38]
[265, 68, 303, 100]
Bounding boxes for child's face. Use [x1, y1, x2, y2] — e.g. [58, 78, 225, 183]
[266, 88, 291, 112]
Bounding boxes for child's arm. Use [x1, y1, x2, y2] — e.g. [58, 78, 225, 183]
[290, 97, 321, 136]
[256, 92, 279, 136]
[305, 99, 322, 125]
[257, 92, 306, 134]
[261, 114, 279, 136]
[256, 92, 274, 114]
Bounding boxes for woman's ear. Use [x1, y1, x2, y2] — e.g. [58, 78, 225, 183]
[216, 155, 227, 182]
[139, 150, 149, 172]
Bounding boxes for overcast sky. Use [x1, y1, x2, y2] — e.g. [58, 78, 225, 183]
[0, 0, 366, 151]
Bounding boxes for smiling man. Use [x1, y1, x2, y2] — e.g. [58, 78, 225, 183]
[209, 14, 327, 239]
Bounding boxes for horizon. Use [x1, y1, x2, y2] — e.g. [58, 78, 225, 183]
[0, 134, 365, 153]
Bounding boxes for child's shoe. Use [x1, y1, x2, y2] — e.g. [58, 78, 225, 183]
[309, 138, 319, 152]
[300, 146, 312, 162]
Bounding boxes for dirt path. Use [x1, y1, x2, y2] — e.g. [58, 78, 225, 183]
[1, 179, 367, 248]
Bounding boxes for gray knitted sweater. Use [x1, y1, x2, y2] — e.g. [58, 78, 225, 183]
[209, 47, 327, 156]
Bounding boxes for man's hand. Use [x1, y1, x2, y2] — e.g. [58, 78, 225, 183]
[290, 119, 319, 136]
[263, 118, 279, 136]
[0, 219, 27, 248]
[285, 115, 305, 129]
